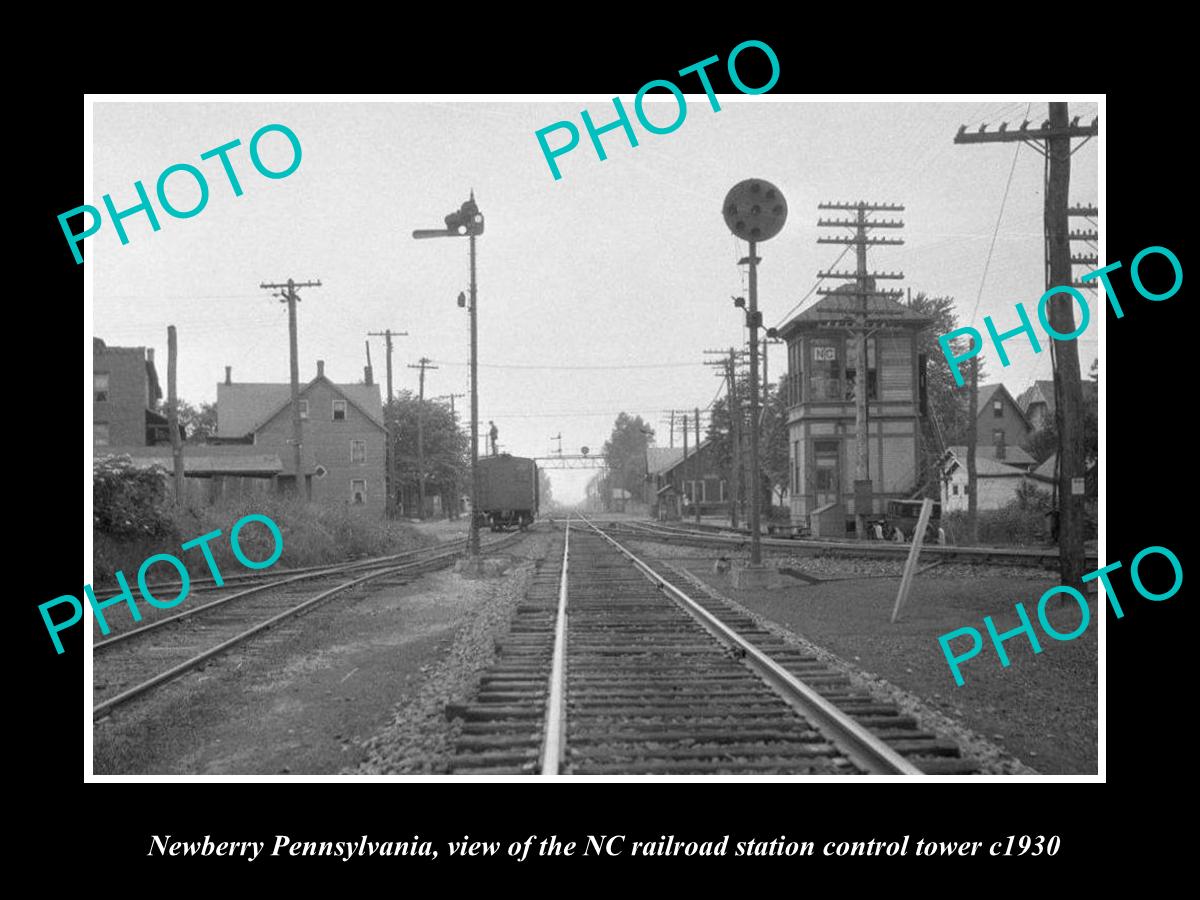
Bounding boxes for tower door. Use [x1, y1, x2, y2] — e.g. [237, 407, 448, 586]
[813, 439, 841, 509]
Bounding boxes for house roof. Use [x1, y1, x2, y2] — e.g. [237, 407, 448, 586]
[646, 446, 685, 476]
[99, 448, 284, 477]
[1016, 379, 1098, 418]
[975, 444, 1036, 467]
[658, 440, 714, 476]
[217, 376, 385, 438]
[1029, 452, 1098, 494]
[944, 446, 1028, 478]
[777, 282, 931, 338]
[976, 383, 1031, 431]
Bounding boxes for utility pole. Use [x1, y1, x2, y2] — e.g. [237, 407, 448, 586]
[704, 348, 746, 529]
[954, 106, 1097, 585]
[662, 409, 677, 448]
[260, 278, 322, 500]
[408, 357, 438, 519]
[817, 202, 905, 540]
[167, 325, 184, 505]
[967, 355, 979, 543]
[369, 328, 408, 518]
[436, 393, 466, 519]
[681, 411, 689, 519]
[694, 406, 702, 524]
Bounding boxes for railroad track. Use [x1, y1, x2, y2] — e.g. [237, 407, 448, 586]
[445, 518, 976, 775]
[594, 519, 1095, 570]
[93, 531, 527, 720]
[100, 536, 473, 603]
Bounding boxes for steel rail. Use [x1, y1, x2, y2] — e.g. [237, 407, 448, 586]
[579, 516, 922, 776]
[125, 538, 466, 597]
[597, 519, 1092, 569]
[95, 557, 435, 651]
[539, 517, 571, 775]
[93, 532, 525, 720]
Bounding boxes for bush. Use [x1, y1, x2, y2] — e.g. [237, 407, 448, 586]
[93, 455, 177, 540]
[943, 502, 1051, 547]
[93, 490, 434, 585]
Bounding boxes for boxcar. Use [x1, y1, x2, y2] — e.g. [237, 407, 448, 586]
[476, 454, 539, 531]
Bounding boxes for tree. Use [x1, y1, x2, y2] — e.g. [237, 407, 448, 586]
[908, 292, 986, 496]
[165, 399, 217, 444]
[602, 413, 654, 502]
[704, 377, 788, 511]
[388, 391, 468, 512]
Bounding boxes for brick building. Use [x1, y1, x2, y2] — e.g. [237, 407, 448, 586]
[93, 338, 171, 447]
[214, 361, 387, 517]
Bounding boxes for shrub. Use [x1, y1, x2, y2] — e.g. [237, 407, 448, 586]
[943, 501, 1051, 547]
[93, 455, 176, 540]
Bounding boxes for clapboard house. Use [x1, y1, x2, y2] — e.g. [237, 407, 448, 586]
[778, 284, 931, 531]
[213, 361, 387, 516]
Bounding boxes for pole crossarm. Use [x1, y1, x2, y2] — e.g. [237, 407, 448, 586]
[818, 269, 904, 280]
[954, 119, 1098, 143]
[818, 201, 905, 212]
[817, 236, 905, 246]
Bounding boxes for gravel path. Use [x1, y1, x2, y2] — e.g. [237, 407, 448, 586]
[350, 532, 555, 774]
[633, 542, 1097, 775]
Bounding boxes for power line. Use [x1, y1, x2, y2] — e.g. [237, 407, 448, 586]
[430, 360, 706, 371]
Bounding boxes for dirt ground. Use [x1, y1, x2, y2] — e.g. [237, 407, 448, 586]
[640, 547, 1098, 776]
[92, 541, 540, 775]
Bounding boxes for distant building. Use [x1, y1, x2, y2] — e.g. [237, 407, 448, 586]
[1016, 379, 1099, 432]
[940, 445, 1046, 512]
[974, 383, 1031, 460]
[93, 338, 171, 447]
[213, 360, 386, 516]
[778, 285, 931, 527]
[645, 442, 732, 518]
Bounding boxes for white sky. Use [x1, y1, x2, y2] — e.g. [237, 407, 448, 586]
[91, 98, 1099, 504]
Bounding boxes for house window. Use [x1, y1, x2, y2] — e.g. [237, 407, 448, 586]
[844, 337, 878, 401]
[298, 399, 309, 419]
[952, 484, 959, 495]
[351, 479, 366, 504]
[810, 341, 841, 401]
[787, 340, 803, 405]
[719, 480, 727, 502]
[350, 440, 366, 463]
[792, 439, 800, 493]
[993, 399, 1004, 418]
[94, 422, 110, 446]
[332, 400, 347, 421]
[993, 430, 1005, 444]
[94, 372, 109, 402]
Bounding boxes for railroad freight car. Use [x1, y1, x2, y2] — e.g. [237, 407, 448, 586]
[476, 454, 539, 531]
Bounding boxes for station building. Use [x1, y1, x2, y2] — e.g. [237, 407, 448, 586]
[777, 285, 930, 531]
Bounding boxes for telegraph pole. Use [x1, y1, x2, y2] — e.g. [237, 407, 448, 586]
[436, 393, 466, 519]
[967, 355, 979, 543]
[167, 325, 184, 505]
[694, 406, 702, 524]
[705, 348, 746, 529]
[369, 328, 408, 518]
[408, 357, 438, 519]
[681, 412, 689, 518]
[260, 278, 322, 500]
[954, 106, 1097, 585]
[817, 202, 905, 540]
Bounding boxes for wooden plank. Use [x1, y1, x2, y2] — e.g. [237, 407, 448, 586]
[891, 497, 933, 624]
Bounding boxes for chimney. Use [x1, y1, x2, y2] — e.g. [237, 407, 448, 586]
[146, 348, 155, 365]
[224, 366, 232, 385]
[317, 359, 325, 378]
[364, 365, 374, 385]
